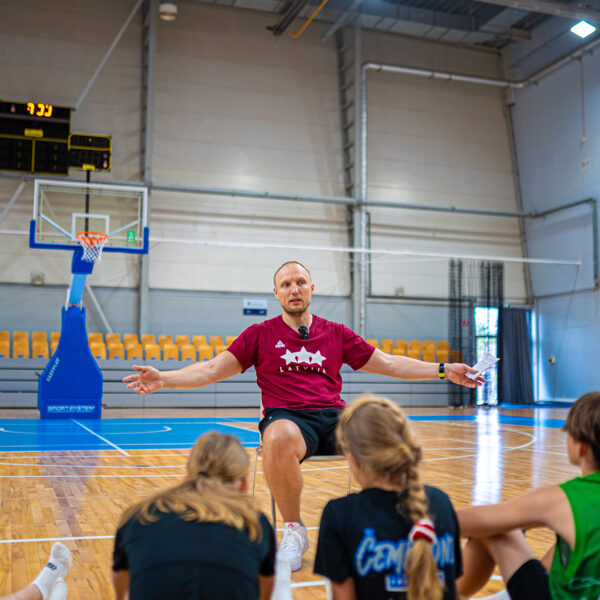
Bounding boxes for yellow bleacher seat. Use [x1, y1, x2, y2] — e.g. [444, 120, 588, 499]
[123, 334, 139, 348]
[225, 336, 237, 346]
[197, 345, 214, 361]
[0, 331, 9, 344]
[88, 332, 103, 345]
[108, 343, 125, 359]
[162, 344, 179, 360]
[126, 344, 144, 360]
[106, 333, 121, 346]
[392, 348, 406, 356]
[422, 350, 436, 362]
[141, 334, 156, 348]
[437, 349, 449, 363]
[438, 340, 450, 352]
[209, 336, 224, 348]
[192, 335, 207, 347]
[13, 331, 29, 345]
[423, 340, 436, 352]
[90, 342, 106, 359]
[176, 335, 190, 347]
[32, 331, 48, 345]
[380, 339, 394, 354]
[214, 344, 227, 355]
[407, 349, 421, 360]
[159, 334, 173, 347]
[180, 344, 197, 361]
[12, 341, 30, 358]
[145, 344, 162, 360]
[409, 340, 422, 353]
[50, 332, 60, 344]
[365, 339, 380, 348]
[32, 342, 49, 359]
[50, 338, 59, 354]
[0, 340, 10, 357]
[395, 340, 408, 353]
[450, 349, 463, 363]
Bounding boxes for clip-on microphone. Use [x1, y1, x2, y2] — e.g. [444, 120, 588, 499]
[298, 325, 309, 340]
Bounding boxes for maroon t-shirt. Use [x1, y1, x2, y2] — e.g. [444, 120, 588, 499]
[227, 315, 376, 411]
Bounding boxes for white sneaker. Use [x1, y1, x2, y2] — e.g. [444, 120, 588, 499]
[278, 522, 309, 572]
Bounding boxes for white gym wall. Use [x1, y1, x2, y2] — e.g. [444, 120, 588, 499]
[0, 0, 526, 330]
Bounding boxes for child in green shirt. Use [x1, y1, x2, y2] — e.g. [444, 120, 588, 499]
[457, 392, 600, 600]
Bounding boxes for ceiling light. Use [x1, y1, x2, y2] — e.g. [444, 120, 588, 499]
[571, 20, 596, 38]
[159, 0, 177, 21]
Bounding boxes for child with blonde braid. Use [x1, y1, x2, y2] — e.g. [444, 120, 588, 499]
[314, 395, 462, 600]
[112, 432, 275, 600]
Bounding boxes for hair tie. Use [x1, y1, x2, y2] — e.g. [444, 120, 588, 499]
[408, 518, 437, 544]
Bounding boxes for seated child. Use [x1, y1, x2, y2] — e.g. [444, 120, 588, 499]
[112, 432, 275, 600]
[314, 395, 463, 600]
[457, 391, 600, 600]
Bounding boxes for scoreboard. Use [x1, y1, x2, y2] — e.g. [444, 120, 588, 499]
[0, 100, 71, 174]
[0, 100, 113, 174]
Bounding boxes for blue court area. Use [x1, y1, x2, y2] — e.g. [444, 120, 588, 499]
[0, 412, 567, 453]
[0, 417, 260, 453]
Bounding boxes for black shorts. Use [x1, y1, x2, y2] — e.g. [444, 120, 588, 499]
[259, 407, 342, 460]
[507, 559, 551, 600]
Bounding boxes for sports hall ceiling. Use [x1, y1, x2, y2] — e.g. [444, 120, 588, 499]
[190, 0, 600, 73]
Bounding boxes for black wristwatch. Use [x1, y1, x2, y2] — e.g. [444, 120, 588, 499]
[438, 362, 446, 379]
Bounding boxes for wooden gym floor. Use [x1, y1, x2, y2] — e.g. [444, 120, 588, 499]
[0, 405, 573, 599]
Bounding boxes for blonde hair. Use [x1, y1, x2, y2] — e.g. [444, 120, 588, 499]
[118, 432, 262, 541]
[337, 396, 444, 600]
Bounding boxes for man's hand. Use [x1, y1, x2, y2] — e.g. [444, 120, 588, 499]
[445, 363, 486, 388]
[122, 365, 164, 395]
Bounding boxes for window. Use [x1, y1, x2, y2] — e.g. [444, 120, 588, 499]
[474, 306, 498, 406]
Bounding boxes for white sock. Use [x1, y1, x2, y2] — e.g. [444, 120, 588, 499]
[32, 543, 72, 600]
[271, 556, 293, 600]
[48, 578, 68, 600]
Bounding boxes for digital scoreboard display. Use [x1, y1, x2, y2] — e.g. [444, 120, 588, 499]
[69, 133, 112, 172]
[0, 100, 71, 174]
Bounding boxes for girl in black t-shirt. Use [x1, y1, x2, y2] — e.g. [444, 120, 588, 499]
[112, 432, 275, 600]
[314, 396, 462, 600]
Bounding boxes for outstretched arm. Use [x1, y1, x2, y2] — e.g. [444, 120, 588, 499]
[359, 348, 484, 388]
[458, 485, 573, 547]
[122, 350, 243, 395]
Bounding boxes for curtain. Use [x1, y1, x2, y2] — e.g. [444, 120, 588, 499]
[448, 259, 504, 407]
[501, 308, 534, 405]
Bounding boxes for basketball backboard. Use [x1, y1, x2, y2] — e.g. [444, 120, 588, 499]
[30, 178, 148, 254]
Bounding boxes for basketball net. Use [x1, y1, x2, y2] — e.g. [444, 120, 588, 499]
[76, 231, 109, 263]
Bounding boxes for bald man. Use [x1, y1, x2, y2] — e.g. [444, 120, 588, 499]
[124, 261, 482, 571]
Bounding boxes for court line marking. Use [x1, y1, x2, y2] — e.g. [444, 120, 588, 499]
[0, 534, 115, 544]
[0, 443, 257, 449]
[0, 453, 188, 460]
[92, 427, 173, 435]
[0, 462, 186, 468]
[291, 580, 327, 588]
[71, 420, 131, 457]
[0, 474, 183, 479]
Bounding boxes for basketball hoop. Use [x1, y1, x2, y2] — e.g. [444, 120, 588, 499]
[76, 231, 109, 263]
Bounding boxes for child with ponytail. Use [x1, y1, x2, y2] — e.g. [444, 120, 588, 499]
[314, 395, 462, 599]
[112, 432, 275, 600]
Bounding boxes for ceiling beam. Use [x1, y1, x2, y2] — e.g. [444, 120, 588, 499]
[474, 0, 600, 24]
[317, 1, 479, 34]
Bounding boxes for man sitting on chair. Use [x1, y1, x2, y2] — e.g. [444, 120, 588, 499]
[123, 261, 482, 571]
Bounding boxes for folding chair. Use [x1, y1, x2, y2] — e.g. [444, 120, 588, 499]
[251, 444, 352, 545]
